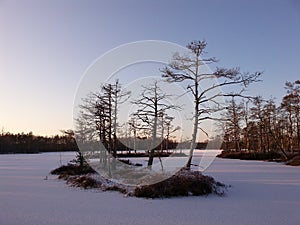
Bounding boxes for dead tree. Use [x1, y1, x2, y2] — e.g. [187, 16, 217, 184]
[131, 80, 179, 166]
[157, 114, 180, 153]
[128, 115, 141, 154]
[161, 40, 261, 168]
[75, 81, 130, 175]
[164, 116, 180, 152]
[111, 80, 131, 156]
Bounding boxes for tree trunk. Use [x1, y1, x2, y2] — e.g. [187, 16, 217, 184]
[186, 111, 198, 168]
[186, 79, 199, 168]
[148, 96, 158, 166]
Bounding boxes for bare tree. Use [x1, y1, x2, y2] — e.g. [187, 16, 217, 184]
[131, 80, 179, 166]
[111, 80, 131, 156]
[128, 115, 141, 154]
[162, 115, 180, 152]
[161, 40, 261, 168]
[75, 80, 130, 176]
[94, 80, 130, 155]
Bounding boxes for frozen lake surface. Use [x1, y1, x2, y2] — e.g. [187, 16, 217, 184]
[0, 152, 300, 225]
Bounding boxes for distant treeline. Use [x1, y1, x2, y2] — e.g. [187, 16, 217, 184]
[219, 80, 300, 156]
[0, 130, 211, 154]
[0, 131, 78, 154]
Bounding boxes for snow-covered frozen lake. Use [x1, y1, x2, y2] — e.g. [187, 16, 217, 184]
[0, 152, 299, 225]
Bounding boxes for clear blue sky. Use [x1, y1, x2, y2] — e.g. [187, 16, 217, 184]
[1, 0, 300, 136]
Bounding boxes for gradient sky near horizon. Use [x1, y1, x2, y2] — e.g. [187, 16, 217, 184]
[1, 0, 300, 136]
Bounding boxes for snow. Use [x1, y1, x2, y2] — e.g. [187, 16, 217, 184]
[1, 152, 300, 225]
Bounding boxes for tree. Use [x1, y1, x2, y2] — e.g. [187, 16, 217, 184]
[60, 129, 83, 166]
[262, 98, 277, 151]
[222, 97, 245, 151]
[281, 80, 300, 151]
[242, 100, 250, 151]
[250, 96, 266, 152]
[75, 80, 130, 176]
[131, 80, 179, 166]
[162, 115, 180, 152]
[111, 80, 131, 156]
[161, 40, 261, 168]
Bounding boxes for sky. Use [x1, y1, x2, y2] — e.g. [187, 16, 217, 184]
[0, 0, 300, 136]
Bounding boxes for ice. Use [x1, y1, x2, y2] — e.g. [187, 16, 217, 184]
[0, 152, 300, 225]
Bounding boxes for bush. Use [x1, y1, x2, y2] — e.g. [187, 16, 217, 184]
[50, 163, 96, 176]
[133, 168, 226, 198]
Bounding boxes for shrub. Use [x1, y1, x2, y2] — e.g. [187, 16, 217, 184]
[50, 163, 96, 176]
[133, 168, 226, 198]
